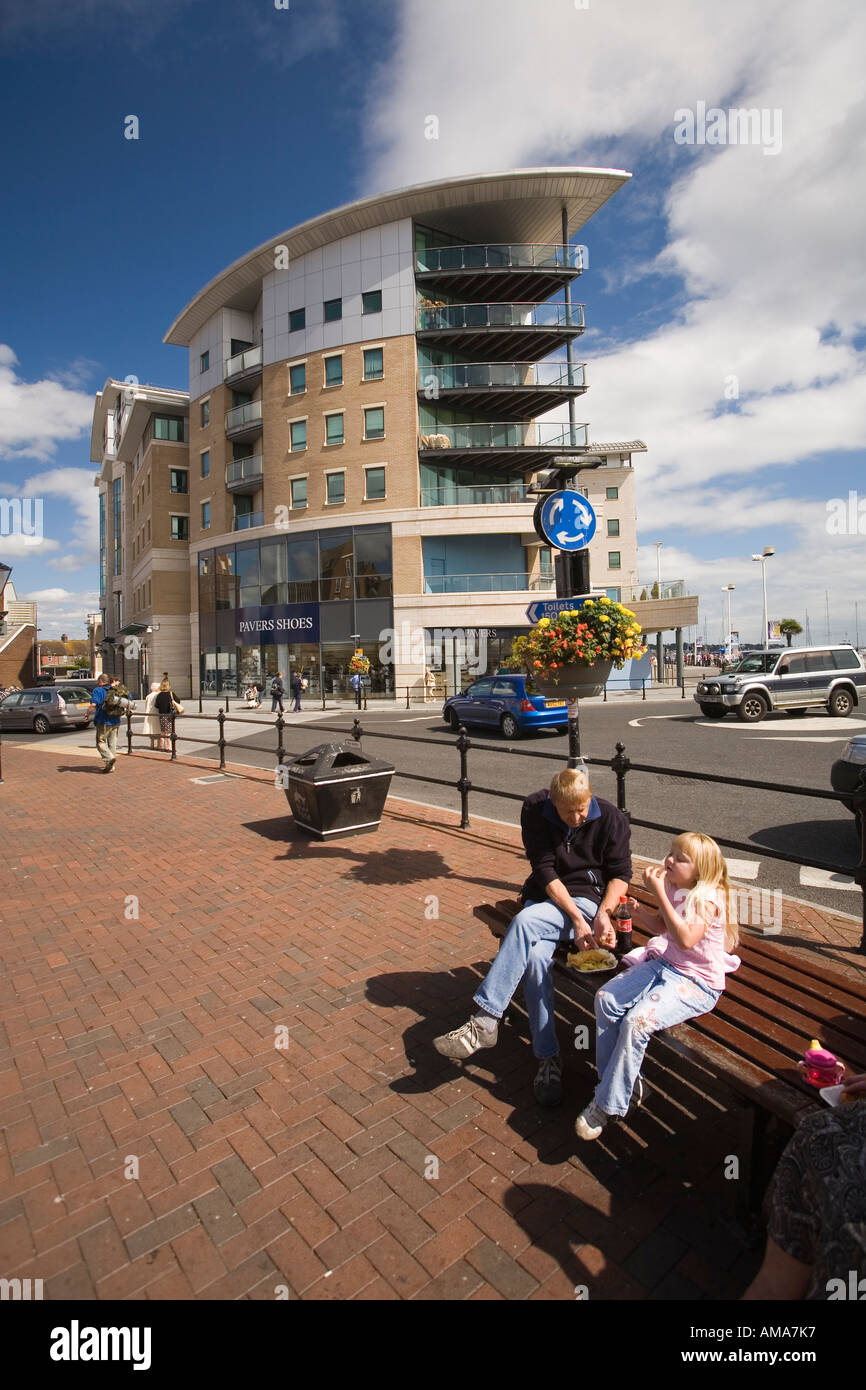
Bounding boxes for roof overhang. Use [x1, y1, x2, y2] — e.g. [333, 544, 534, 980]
[90, 379, 189, 466]
[164, 166, 632, 347]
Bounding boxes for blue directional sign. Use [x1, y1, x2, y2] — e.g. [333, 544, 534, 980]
[534, 490, 597, 551]
[525, 597, 592, 624]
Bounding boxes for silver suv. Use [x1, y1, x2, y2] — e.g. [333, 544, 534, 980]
[695, 646, 866, 723]
[0, 685, 95, 734]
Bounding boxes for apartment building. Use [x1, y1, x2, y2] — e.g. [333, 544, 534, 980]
[91, 381, 192, 695]
[0, 573, 37, 688]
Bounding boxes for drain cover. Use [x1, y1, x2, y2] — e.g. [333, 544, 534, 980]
[189, 773, 238, 784]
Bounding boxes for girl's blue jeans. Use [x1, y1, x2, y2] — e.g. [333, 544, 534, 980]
[472, 896, 600, 1060]
[594, 959, 720, 1116]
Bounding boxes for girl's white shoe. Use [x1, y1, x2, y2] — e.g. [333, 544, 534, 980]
[575, 1100, 609, 1141]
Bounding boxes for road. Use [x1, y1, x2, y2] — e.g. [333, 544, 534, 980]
[15, 693, 864, 918]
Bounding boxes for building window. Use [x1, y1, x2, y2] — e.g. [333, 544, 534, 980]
[606, 486, 619, 500]
[290, 477, 307, 509]
[324, 298, 342, 323]
[539, 546, 553, 575]
[326, 473, 345, 505]
[153, 415, 185, 442]
[324, 354, 343, 387]
[171, 516, 189, 541]
[362, 290, 382, 314]
[202, 502, 211, 530]
[147, 579, 151, 606]
[113, 477, 122, 575]
[200, 351, 209, 372]
[605, 587, 622, 602]
[289, 363, 306, 394]
[364, 407, 385, 439]
[289, 308, 305, 332]
[290, 420, 307, 452]
[325, 413, 344, 445]
[363, 347, 384, 381]
[201, 450, 210, 478]
[170, 469, 188, 494]
[608, 551, 621, 570]
[99, 493, 106, 597]
[201, 400, 210, 427]
[364, 467, 386, 501]
[606, 518, 620, 537]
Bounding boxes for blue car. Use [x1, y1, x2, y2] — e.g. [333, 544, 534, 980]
[442, 673, 569, 740]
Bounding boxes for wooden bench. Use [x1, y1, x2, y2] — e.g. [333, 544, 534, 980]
[474, 887, 866, 1221]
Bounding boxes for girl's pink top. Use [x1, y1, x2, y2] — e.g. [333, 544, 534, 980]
[624, 885, 741, 992]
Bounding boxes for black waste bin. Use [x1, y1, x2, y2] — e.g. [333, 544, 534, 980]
[281, 742, 395, 839]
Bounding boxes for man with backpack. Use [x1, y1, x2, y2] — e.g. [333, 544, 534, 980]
[89, 674, 132, 772]
[270, 671, 285, 714]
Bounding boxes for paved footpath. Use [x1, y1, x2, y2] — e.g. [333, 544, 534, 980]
[0, 740, 860, 1301]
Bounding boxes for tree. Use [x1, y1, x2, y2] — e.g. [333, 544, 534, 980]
[779, 618, 803, 647]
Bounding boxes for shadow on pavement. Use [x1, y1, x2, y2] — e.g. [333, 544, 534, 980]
[748, 817, 858, 869]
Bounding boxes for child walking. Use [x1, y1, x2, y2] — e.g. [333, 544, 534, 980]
[576, 831, 740, 1140]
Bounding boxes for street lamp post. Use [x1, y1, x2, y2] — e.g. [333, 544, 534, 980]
[751, 546, 776, 645]
[722, 585, 735, 661]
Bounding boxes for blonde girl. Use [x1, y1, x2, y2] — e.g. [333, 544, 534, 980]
[576, 831, 740, 1140]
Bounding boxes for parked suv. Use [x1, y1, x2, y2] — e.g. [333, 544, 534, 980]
[0, 685, 94, 734]
[695, 646, 866, 722]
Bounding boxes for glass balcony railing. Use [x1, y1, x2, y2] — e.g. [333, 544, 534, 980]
[417, 302, 585, 332]
[415, 243, 586, 273]
[232, 511, 264, 532]
[423, 572, 556, 594]
[418, 361, 586, 392]
[419, 421, 589, 450]
[225, 401, 263, 432]
[614, 580, 687, 604]
[224, 346, 263, 378]
[226, 455, 264, 486]
[420, 484, 531, 506]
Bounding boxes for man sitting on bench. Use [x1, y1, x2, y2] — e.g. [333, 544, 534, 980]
[434, 767, 632, 1105]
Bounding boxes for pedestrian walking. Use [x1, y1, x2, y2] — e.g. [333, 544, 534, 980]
[270, 672, 285, 714]
[290, 672, 303, 712]
[143, 681, 161, 749]
[350, 671, 362, 709]
[424, 666, 435, 702]
[89, 674, 127, 772]
[153, 678, 180, 752]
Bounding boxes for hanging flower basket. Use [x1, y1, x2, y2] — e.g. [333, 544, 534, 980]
[348, 653, 371, 675]
[506, 598, 646, 696]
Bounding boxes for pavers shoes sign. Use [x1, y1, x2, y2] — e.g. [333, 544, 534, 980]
[235, 603, 319, 645]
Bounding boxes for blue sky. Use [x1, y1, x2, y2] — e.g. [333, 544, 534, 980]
[1, 0, 864, 643]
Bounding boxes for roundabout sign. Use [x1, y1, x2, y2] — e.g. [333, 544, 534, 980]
[533, 490, 597, 551]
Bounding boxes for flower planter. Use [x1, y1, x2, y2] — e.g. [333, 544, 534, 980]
[531, 660, 614, 699]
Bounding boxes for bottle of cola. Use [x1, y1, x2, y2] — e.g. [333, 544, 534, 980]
[614, 896, 633, 956]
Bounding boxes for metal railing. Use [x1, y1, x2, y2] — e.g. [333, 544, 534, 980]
[422, 572, 555, 594]
[415, 243, 586, 273]
[419, 421, 589, 450]
[420, 484, 531, 507]
[417, 302, 585, 332]
[225, 402, 263, 432]
[224, 346, 263, 377]
[104, 707, 866, 951]
[617, 581, 687, 603]
[226, 456, 264, 486]
[418, 361, 587, 392]
[232, 511, 264, 531]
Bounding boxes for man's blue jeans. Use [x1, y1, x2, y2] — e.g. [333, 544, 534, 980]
[594, 959, 720, 1116]
[472, 896, 600, 1060]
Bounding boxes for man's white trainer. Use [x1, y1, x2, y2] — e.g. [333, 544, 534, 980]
[434, 1017, 498, 1059]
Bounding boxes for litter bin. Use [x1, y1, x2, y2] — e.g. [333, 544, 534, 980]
[281, 742, 395, 839]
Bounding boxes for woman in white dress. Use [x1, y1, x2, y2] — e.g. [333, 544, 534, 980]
[143, 682, 161, 749]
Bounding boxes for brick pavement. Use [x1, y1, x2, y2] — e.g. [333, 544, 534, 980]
[1, 739, 860, 1301]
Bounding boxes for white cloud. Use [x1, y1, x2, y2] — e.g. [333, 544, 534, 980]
[0, 346, 93, 462]
[1, 465, 98, 569]
[365, 0, 866, 636]
[16, 587, 99, 640]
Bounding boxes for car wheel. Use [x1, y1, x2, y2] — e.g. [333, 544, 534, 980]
[699, 704, 727, 719]
[829, 689, 854, 717]
[736, 694, 768, 723]
[556, 726, 568, 736]
[500, 713, 520, 740]
[33, 715, 51, 734]
[447, 708, 461, 731]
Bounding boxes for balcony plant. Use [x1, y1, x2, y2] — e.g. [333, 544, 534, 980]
[507, 597, 646, 697]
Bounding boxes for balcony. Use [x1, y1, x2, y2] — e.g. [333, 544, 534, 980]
[226, 455, 264, 493]
[416, 242, 584, 301]
[420, 483, 531, 507]
[224, 346, 263, 388]
[232, 511, 264, 532]
[225, 401, 263, 441]
[418, 360, 586, 418]
[423, 571, 555, 595]
[418, 420, 589, 477]
[417, 301, 585, 358]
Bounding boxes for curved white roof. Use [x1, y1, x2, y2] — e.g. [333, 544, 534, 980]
[164, 166, 631, 346]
